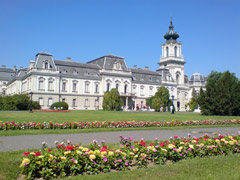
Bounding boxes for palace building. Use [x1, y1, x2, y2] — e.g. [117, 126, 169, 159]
[0, 19, 206, 111]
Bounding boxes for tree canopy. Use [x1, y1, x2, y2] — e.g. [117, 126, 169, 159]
[198, 71, 240, 116]
[147, 86, 170, 112]
[187, 88, 199, 111]
[102, 88, 123, 111]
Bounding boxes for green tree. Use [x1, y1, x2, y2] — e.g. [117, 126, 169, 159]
[151, 86, 170, 112]
[187, 88, 199, 111]
[102, 88, 123, 111]
[198, 71, 240, 116]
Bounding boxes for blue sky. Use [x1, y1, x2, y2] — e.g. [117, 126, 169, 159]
[0, 0, 240, 78]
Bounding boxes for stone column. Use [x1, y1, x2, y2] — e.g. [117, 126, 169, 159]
[126, 97, 128, 110]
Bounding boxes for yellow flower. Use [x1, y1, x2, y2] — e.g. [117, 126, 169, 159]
[108, 151, 114, 156]
[228, 136, 233, 139]
[36, 161, 41, 165]
[221, 138, 225, 142]
[129, 152, 134, 156]
[122, 152, 126, 157]
[168, 144, 175, 149]
[180, 142, 185, 145]
[79, 146, 83, 150]
[60, 156, 66, 160]
[147, 146, 154, 150]
[64, 151, 71, 155]
[95, 150, 100, 154]
[140, 153, 146, 157]
[134, 155, 138, 158]
[101, 151, 107, 155]
[76, 150, 83, 155]
[192, 140, 197, 143]
[74, 160, 78, 164]
[89, 154, 96, 160]
[48, 155, 54, 161]
[133, 148, 139, 152]
[200, 143, 204, 146]
[38, 155, 44, 159]
[89, 150, 94, 154]
[177, 147, 183, 152]
[83, 148, 89, 152]
[162, 148, 167, 152]
[189, 145, 194, 149]
[30, 152, 35, 156]
[22, 158, 30, 164]
[229, 141, 234, 145]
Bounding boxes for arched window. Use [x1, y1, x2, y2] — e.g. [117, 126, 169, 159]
[48, 78, 54, 91]
[176, 74, 180, 84]
[106, 83, 110, 92]
[174, 46, 177, 57]
[116, 84, 119, 90]
[166, 47, 169, 57]
[39, 77, 45, 90]
[44, 62, 48, 69]
[124, 84, 128, 94]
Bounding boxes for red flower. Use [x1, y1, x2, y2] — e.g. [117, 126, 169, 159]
[48, 149, 53, 152]
[101, 146, 108, 152]
[174, 136, 179, 139]
[134, 141, 139, 143]
[23, 152, 30, 156]
[57, 145, 64, 148]
[35, 151, 41, 156]
[65, 145, 75, 151]
[149, 143, 153, 146]
[140, 141, 146, 146]
[160, 142, 165, 147]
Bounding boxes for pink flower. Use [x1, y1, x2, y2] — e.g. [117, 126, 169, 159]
[129, 137, 133, 141]
[131, 146, 134, 149]
[103, 158, 108, 162]
[125, 162, 129, 166]
[118, 159, 122, 162]
[24, 163, 29, 166]
[188, 133, 191, 137]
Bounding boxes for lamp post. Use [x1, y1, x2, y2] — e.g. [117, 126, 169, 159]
[171, 95, 174, 114]
[29, 92, 33, 113]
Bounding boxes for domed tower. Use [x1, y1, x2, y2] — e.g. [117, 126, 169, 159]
[158, 18, 185, 85]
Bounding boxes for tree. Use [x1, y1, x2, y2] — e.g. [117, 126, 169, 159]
[187, 88, 199, 111]
[151, 86, 170, 112]
[102, 88, 123, 111]
[198, 71, 240, 116]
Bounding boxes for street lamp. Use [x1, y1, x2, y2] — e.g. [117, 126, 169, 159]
[29, 92, 33, 113]
[171, 95, 174, 114]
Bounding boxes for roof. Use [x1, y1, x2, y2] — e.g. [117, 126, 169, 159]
[0, 67, 16, 73]
[131, 68, 161, 76]
[190, 73, 205, 82]
[36, 52, 52, 57]
[87, 54, 124, 64]
[54, 60, 100, 69]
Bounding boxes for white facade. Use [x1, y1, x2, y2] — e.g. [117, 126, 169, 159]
[1, 20, 206, 111]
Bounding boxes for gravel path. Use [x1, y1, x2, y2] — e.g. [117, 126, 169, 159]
[0, 127, 240, 152]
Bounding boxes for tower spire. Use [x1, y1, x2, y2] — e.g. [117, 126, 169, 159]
[164, 17, 179, 42]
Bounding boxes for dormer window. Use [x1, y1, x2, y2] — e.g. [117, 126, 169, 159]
[44, 61, 48, 69]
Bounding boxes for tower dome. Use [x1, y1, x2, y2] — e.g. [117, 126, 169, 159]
[164, 18, 180, 43]
[190, 73, 205, 82]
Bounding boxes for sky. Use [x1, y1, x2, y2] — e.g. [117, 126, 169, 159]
[0, 0, 240, 78]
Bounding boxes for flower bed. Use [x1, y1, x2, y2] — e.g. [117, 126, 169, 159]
[1, 119, 240, 130]
[32, 109, 71, 112]
[20, 133, 240, 179]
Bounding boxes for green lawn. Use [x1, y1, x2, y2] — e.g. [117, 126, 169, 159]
[1, 110, 240, 123]
[1, 149, 240, 180]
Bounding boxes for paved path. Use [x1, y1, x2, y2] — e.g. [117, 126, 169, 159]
[0, 127, 240, 152]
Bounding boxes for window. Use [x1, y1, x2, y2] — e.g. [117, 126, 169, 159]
[95, 99, 99, 107]
[166, 47, 169, 57]
[176, 73, 180, 84]
[140, 86, 144, 96]
[39, 78, 44, 90]
[149, 86, 153, 96]
[140, 76, 144, 81]
[149, 77, 152, 81]
[62, 98, 65, 102]
[132, 86, 136, 94]
[72, 99, 76, 107]
[72, 81, 77, 92]
[175, 46, 177, 57]
[45, 62, 48, 69]
[48, 79, 54, 91]
[124, 84, 128, 94]
[48, 98, 52, 106]
[85, 82, 90, 93]
[116, 84, 119, 90]
[106, 83, 110, 92]
[85, 99, 89, 107]
[62, 81, 66, 91]
[95, 83, 99, 93]
[39, 98, 43, 106]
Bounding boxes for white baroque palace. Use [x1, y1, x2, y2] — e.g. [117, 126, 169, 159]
[0, 20, 206, 111]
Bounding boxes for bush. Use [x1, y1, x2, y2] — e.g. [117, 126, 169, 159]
[32, 101, 41, 109]
[102, 88, 123, 111]
[50, 102, 69, 110]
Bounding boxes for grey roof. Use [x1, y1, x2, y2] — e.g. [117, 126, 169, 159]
[87, 55, 124, 64]
[36, 52, 52, 57]
[131, 68, 161, 76]
[54, 60, 100, 69]
[0, 68, 16, 80]
[190, 73, 205, 82]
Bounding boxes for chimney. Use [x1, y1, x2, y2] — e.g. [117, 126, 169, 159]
[2, 65, 6, 68]
[133, 65, 137, 69]
[13, 66, 17, 71]
[66, 57, 71, 61]
[145, 66, 149, 70]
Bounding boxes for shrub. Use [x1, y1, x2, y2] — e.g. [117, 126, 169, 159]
[32, 101, 41, 109]
[50, 102, 69, 110]
[102, 88, 123, 111]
